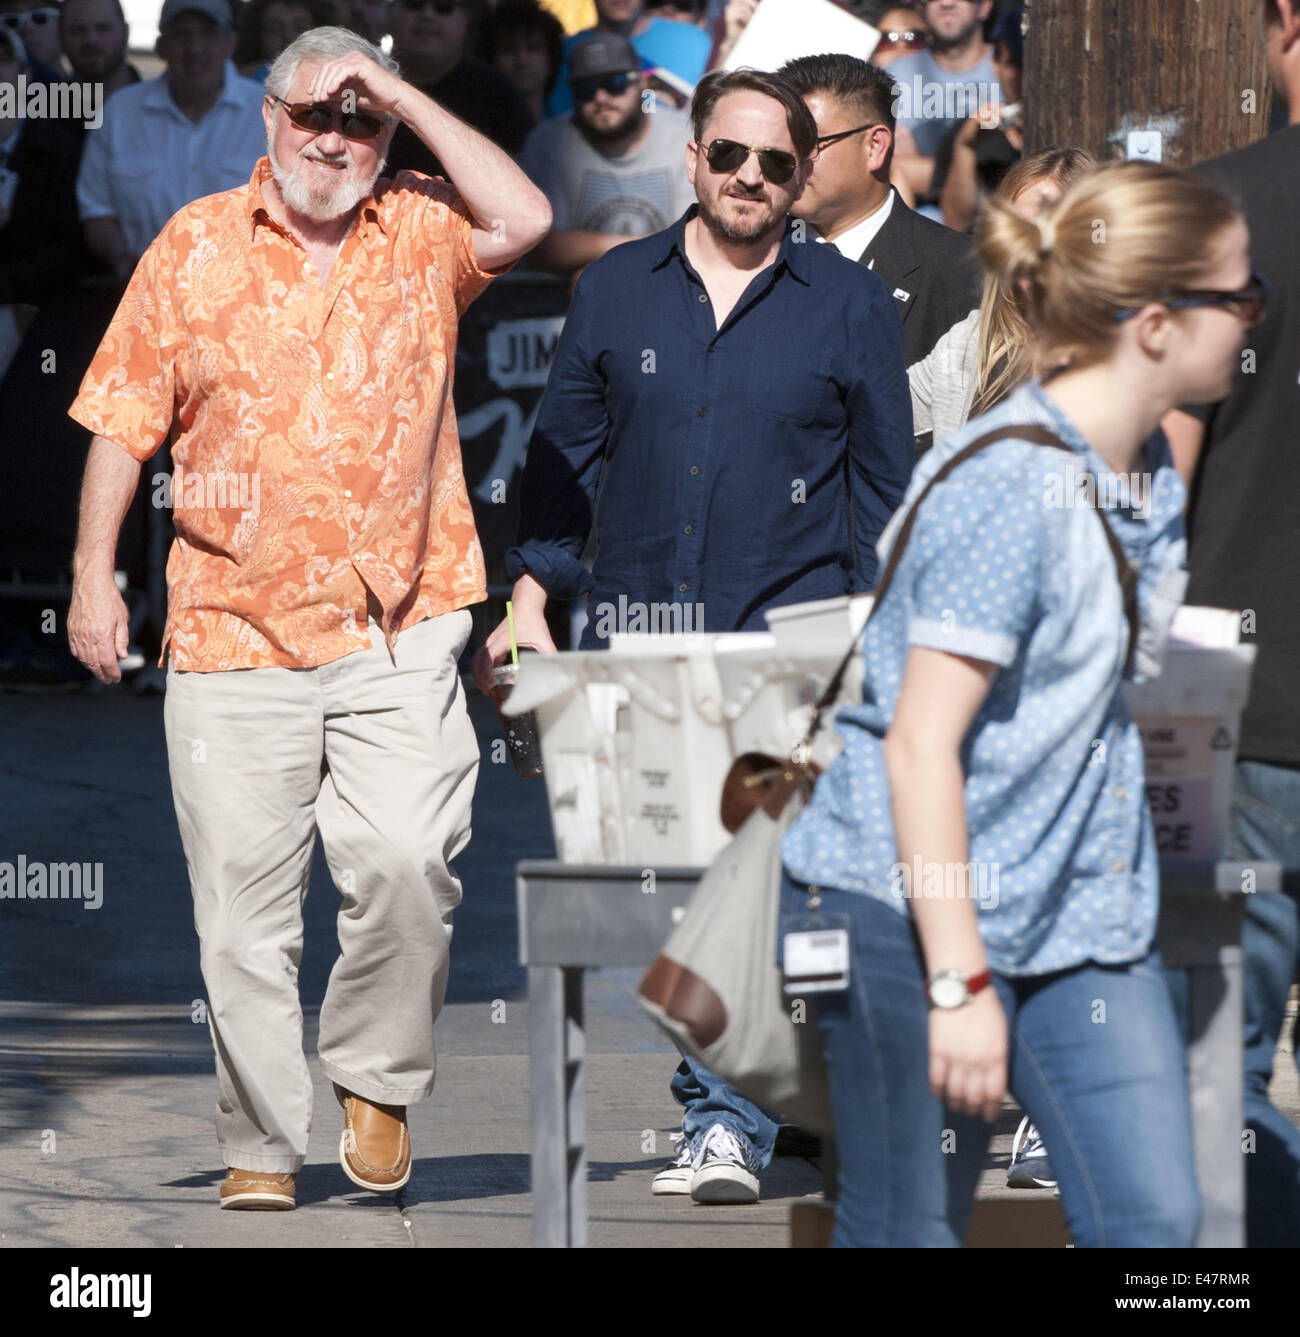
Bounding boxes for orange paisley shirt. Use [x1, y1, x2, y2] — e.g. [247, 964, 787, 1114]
[70, 157, 499, 671]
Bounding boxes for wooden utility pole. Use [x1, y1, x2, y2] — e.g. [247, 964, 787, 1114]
[1023, 0, 1274, 168]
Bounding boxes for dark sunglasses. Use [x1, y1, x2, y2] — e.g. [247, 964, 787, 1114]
[399, 0, 462, 12]
[875, 29, 928, 54]
[269, 95, 388, 141]
[1114, 269, 1270, 325]
[702, 137, 799, 185]
[815, 122, 880, 151]
[571, 72, 633, 102]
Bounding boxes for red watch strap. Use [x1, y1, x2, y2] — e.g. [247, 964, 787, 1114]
[966, 969, 992, 997]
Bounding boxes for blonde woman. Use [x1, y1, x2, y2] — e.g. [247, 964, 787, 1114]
[909, 147, 1094, 449]
[781, 161, 1265, 1246]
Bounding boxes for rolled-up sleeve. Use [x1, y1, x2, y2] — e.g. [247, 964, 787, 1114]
[904, 475, 1046, 667]
[504, 271, 610, 599]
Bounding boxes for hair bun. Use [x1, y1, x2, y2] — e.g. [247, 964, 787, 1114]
[1036, 215, 1057, 257]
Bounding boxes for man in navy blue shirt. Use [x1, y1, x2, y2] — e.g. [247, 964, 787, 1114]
[476, 66, 913, 1203]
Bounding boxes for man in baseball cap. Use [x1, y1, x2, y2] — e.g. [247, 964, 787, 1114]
[157, 0, 234, 31]
[565, 28, 640, 86]
[76, 0, 264, 281]
[519, 27, 693, 274]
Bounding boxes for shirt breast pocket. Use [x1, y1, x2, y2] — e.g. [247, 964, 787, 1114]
[107, 155, 163, 239]
[744, 344, 831, 426]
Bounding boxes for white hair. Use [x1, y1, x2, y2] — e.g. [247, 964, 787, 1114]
[264, 26, 399, 101]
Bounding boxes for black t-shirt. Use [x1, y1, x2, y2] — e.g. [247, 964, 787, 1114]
[385, 58, 534, 179]
[1185, 126, 1300, 766]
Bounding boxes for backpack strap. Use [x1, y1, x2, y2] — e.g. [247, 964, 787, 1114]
[801, 423, 1140, 750]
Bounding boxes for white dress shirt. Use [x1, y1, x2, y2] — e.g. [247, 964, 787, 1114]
[815, 188, 896, 267]
[77, 61, 268, 257]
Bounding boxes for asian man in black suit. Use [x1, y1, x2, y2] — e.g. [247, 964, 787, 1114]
[781, 52, 981, 453]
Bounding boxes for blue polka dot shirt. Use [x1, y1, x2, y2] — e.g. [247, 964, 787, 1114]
[782, 380, 1188, 976]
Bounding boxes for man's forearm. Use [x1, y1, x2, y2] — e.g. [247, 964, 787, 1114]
[73, 435, 144, 580]
[940, 143, 979, 232]
[394, 86, 550, 239]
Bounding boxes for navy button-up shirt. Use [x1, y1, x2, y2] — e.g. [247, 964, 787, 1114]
[505, 207, 915, 646]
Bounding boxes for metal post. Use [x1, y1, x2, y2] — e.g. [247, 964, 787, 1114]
[529, 964, 587, 1247]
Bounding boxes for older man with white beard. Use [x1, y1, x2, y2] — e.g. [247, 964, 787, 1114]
[66, 25, 551, 1211]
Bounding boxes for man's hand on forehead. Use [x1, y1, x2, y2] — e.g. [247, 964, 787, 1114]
[306, 53, 407, 119]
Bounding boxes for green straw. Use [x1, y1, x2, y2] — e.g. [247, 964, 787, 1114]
[506, 600, 519, 667]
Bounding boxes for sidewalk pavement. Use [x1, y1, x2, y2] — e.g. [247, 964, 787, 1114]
[1, 688, 1296, 1248]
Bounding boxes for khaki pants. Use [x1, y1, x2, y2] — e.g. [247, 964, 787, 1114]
[164, 611, 477, 1172]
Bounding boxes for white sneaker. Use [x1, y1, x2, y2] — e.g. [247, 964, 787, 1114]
[651, 1132, 695, 1195]
[690, 1123, 760, 1204]
[1006, 1116, 1058, 1190]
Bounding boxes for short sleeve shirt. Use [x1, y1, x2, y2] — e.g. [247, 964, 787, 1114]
[69, 158, 500, 671]
[75, 63, 268, 257]
[519, 107, 694, 235]
[782, 380, 1189, 976]
[887, 49, 1002, 159]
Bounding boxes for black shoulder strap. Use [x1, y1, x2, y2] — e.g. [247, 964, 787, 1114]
[802, 423, 1139, 748]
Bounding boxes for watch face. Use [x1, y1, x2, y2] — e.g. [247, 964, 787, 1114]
[930, 976, 966, 1009]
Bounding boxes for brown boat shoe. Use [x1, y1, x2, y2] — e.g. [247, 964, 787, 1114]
[334, 1083, 411, 1192]
[219, 1168, 296, 1210]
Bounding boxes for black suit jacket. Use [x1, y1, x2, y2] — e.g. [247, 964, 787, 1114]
[854, 191, 981, 452]
[858, 190, 981, 369]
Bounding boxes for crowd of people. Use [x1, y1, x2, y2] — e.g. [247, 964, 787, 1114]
[1, 0, 1294, 1247]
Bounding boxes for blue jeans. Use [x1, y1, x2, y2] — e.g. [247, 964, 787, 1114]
[670, 1056, 780, 1169]
[1225, 759, 1300, 1247]
[780, 878, 1200, 1247]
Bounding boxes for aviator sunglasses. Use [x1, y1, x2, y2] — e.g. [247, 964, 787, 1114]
[701, 137, 799, 185]
[270, 95, 388, 141]
[1113, 269, 1269, 325]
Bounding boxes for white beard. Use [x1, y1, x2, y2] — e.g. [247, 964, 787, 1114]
[266, 134, 384, 223]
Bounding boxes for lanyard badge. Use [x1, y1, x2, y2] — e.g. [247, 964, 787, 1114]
[781, 886, 850, 994]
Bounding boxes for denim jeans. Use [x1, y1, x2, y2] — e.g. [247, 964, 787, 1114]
[1225, 759, 1300, 1247]
[780, 877, 1200, 1247]
[670, 1056, 780, 1169]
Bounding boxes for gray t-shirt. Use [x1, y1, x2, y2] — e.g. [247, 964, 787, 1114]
[888, 49, 1002, 158]
[519, 106, 694, 236]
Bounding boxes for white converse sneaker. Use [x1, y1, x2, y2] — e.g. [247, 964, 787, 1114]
[689, 1123, 759, 1204]
[1006, 1116, 1057, 1190]
[652, 1132, 695, 1195]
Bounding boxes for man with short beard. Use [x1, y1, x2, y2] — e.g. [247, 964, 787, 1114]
[59, 0, 140, 112]
[887, 0, 1001, 202]
[519, 31, 692, 275]
[66, 24, 551, 1211]
[476, 67, 913, 1205]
